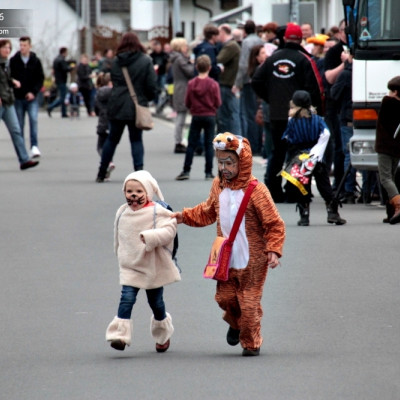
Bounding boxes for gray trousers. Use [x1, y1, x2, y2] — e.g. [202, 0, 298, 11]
[174, 111, 187, 144]
[378, 153, 400, 199]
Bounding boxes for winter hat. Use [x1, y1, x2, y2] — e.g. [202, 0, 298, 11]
[284, 23, 302, 40]
[123, 170, 164, 201]
[388, 76, 400, 92]
[292, 90, 312, 109]
[70, 82, 78, 90]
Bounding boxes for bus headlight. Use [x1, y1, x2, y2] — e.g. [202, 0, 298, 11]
[351, 141, 375, 155]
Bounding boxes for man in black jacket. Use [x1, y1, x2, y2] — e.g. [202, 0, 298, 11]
[10, 36, 44, 157]
[47, 47, 73, 118]
[252, 23, 323, 202]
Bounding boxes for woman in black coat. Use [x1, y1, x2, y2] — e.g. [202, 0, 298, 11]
[96, 32, 158, 182]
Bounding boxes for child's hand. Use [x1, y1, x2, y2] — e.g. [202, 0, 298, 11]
[170, 212, 183, 224]
[266, 252, 280, 269]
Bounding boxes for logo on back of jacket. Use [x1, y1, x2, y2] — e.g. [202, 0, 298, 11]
[273, 59, 296, 79]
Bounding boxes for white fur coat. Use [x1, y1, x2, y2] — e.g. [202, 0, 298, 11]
[114, 203, 181, 289]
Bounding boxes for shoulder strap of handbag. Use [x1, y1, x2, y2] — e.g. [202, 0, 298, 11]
[121, 66, 138, 105]
[228, 179, 258, 243]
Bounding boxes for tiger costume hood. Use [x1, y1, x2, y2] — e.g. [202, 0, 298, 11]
[213, 132, 254, 190]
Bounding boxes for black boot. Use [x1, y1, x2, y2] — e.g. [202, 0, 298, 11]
[383, 202, 394, 223]
[296, 203, 310, 226]
[326, 199, 346, 225]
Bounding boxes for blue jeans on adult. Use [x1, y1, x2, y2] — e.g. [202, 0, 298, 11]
[217, 85, 241, 136]
[183, 115, 215, 175]
[118, 285, 166, 321]
[0, 105, 30, 164]
[48, 82, 68, 116]
[239, 83, 263, 154]
[341, 124, 357, 193]
[98, 119, 143, 179]
[14, 98, 39, 148]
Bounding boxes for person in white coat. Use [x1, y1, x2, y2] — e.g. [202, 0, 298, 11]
[105, 170, 181, 352]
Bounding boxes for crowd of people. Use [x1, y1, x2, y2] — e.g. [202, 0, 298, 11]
[2, 20, 399, 225]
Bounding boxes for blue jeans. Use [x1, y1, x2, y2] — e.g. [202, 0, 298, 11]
[341, 125, 357, 193]
[48, 82, 68, 116]
[0, 105, 30, 164]
[98, 119, 143, 178]
[240, 83, 263, 154]
[14, 98, 39, 148]
[217, 85, 241, 136]
[183, 115, 215, 174]
[117, 285, 166, 321]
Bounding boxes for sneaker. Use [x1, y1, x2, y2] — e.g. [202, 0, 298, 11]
[205, 173, 215, 180]
[174, 144, 186, 154]
[31, 146, 41, 158]
[226, 327, 240, 346]
[155, 339, 170, 353]
[20, 160, 39, 170]
[96, 176, 105, 183]
[175, 171, 190, 180]
[105, 162, 115, 179]
[242, 348, 260, 357]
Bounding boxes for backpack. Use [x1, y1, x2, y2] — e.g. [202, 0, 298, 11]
[154, 200, 179, 263]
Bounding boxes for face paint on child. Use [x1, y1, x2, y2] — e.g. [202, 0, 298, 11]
[217, 151, 239, 180]
[124, 180, 148, 211]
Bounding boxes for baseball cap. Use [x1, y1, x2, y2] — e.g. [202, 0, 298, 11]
[284, 23, 302, 40]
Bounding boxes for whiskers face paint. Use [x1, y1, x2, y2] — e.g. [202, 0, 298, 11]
[216, 151, 239, 180]
[124, 180, 148, 211]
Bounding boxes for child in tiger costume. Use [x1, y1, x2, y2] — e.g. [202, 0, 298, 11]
[172, 132, 285, 356]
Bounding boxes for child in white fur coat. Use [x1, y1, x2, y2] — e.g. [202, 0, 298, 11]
[105, 170, 181, 352]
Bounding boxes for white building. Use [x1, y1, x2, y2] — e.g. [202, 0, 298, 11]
[1, 0, 345, 75]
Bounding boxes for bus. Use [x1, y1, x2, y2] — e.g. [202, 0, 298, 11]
[344, 0, 400, 170]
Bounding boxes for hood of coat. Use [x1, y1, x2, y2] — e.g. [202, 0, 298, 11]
[116, 51, 142, 67]
[214, 132, 254, 190]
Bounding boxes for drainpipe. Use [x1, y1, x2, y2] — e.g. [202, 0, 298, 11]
[192, 0, 213, 19]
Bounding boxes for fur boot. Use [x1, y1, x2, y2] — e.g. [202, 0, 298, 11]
[150, 312, 174, 346]
[389, 194, 400, 224]
[326, 199, 346, 225]
[296, 203, 310, 226]
[105, 316, 133, 346]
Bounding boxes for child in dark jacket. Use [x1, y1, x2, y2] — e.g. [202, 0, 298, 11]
[64, 83, 83, 118]
[94, 73, 114, 179]
[175, 54, 221, 181]
[282, 90, 346, 226]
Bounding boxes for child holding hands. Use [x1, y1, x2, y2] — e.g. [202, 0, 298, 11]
[106, 170, 181, 352]
[172, 132, 285, 356]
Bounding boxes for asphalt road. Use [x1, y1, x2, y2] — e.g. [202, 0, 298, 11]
[1, 111, 399, 400]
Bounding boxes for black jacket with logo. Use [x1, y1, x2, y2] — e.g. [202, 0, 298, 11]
[251, 42, 323, 120]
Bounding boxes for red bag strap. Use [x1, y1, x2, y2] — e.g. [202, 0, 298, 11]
[228, 179, 258, 243]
